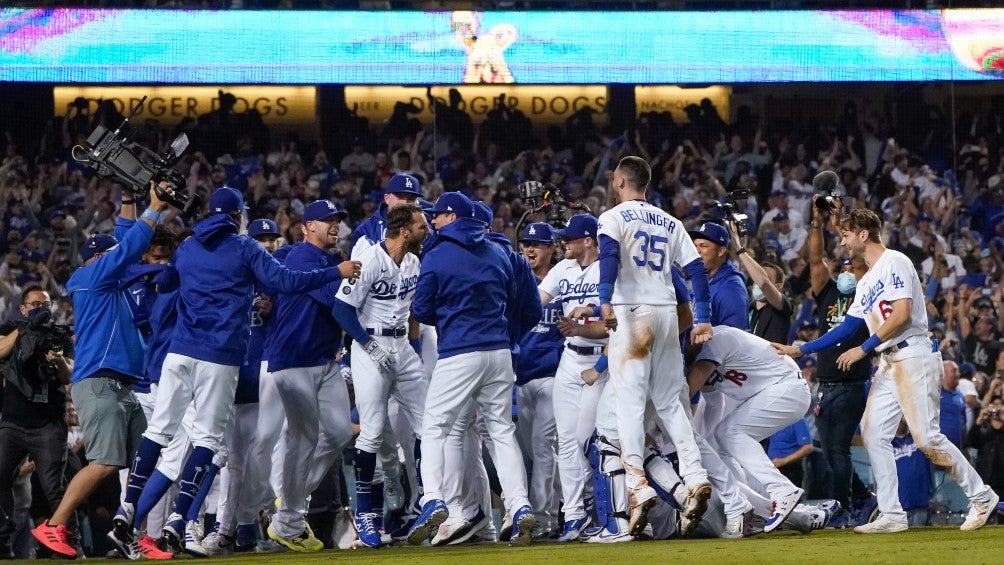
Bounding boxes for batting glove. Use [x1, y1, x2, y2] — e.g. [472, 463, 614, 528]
[365, 340, 397, 375]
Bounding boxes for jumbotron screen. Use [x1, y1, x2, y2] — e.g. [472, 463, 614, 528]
[1, 8, 1001, 84]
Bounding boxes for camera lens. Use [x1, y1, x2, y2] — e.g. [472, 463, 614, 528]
[815, 196, 834, 211]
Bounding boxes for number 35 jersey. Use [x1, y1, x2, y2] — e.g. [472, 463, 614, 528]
[846, 248, 929, 353]
[597, 200, 699, 306]
[696, 325, 802, 402]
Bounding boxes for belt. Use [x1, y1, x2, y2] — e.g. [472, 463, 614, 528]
[366, 326, 407, 338]
[567, 343, 603, 356]
[882, 339, 912, 354]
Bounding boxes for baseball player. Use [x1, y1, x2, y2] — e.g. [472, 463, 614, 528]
[686, 325, 811, 533]
[774, 208, 999, 533]
[351, 173, 422, 258]
[537, 214, 610, 542]
[513, 221, 563, 539]
[262, 199, 359, 552]
[108, 189, 356, 555]
[330, 204, 430, 548]
[193, 218, 283, 555]
[408, 192, 541, 546]
[596, 156, 713, 535]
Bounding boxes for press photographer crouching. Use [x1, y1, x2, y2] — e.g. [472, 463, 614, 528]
[0, 285, 74, 558]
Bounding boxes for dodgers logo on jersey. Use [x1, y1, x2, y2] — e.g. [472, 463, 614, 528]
[859, 279, 885, 312]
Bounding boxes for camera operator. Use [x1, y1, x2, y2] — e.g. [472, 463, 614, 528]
[967, 397, 1004, 501]
[31, 181, 173, 559]
[0, 285, 74, 554]
[726, 222, 793, 343]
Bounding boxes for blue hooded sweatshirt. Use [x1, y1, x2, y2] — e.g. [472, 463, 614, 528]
[414, 217, 540, 359]
[238, 243, 295, 401]
[710, 259, 750, 330]
[485, 232, 544, 350]
[350, 203, 388, 251]
[169, 214, 344, 366]
[144, 266, 180, 386]
[515, 273, 563, 386]
[264, 242, 345, 372]
[66, 219, 155, 383]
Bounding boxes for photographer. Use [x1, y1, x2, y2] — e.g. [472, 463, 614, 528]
[967, 396, 1004, 501]
[31, 181, 173, 559]
[726, 221, 793, 343]
[0, 285, 73, 554]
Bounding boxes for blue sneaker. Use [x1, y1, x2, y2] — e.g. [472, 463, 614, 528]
[558, 517, 589, 542]
[234, 524, 257, 552]
[827, 508, 852, 529]
[851, 494, 878, 527]
[764, 488, 803, 533]
[509, 505, 535, 547]
[354, 511, 382, 548]
[406, 500, 448, 545]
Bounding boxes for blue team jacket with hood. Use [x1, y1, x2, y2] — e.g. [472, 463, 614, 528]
[414, 217, 541, 359]
[350, 203, 387, 250]
[169, 214, 343, 366]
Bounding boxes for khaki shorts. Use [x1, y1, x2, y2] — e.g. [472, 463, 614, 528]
[71, 373, 146, 467]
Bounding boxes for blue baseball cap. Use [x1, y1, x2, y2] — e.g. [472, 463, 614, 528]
[520, 222, 555, 244]
[431, 192, 475, 218]
[303, 199, 348, 223]
[208, 187, 248, 214]
[554, 214, 598, 240]
[248, 218, 279, 239]
[385, 173, 421, 196]
[688, 222, 729, 247]
[81, 233, 118, 262]
[473, 201, 494, 225]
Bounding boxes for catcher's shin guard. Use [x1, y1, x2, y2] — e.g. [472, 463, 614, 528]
[587, 435, 630, 534]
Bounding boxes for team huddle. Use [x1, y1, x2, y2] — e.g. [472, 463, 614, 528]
[31, 156, 999, 559]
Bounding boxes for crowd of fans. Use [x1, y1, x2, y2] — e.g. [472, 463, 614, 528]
[1, 85, 1003, 553]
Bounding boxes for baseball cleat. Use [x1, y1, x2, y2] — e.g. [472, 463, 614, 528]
[234, 523, 258, 552]
[853, 514, 908, 534]
[509, 505, 535, 547]
[187, 530, 233, 557]
[851, 492, 879, 526]
[960, 490, 999, 531]
[720, 509, 753, 539]
[266, 524, 324, 552]
[353, 511, 382, 548]
[827, 508, 853, 529]
[558, 517, 590, 542]
[162, 513, 186, 554]
[764, 488, 803, 533]
[406, 499, 448, 545]
[498, 512, 513, 541]
[385, 475, 405, 512]
[183, 519, 205, 557]
[682, 482, 712, 523]
[432, 506, 486, 546]
[137, 534, 174, 559]
[582, 526, 633, 544]
[106, 525, 141, 560]
[627, 484, 658, 537]
[389, 512, 419, 542]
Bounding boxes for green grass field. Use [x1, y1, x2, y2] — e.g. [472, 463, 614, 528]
[71, 527, 1004, 564]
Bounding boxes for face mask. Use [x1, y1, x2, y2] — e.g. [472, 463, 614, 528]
[26, 306, 52, 325]
[837, 272, 857, 294]
[751, 284, 766, 302]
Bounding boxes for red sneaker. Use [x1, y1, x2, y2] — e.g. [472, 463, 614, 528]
[138, 534, 174, 559]
[31, 520, 77, 559]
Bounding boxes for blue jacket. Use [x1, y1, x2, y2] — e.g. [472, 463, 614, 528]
[485, 232, 543, 349]
[414, 218, 540, 359]
[170, 214, 344, 366]
[66, 219, 155, 383]
[144, 267, 180, 386]
[515, 274, 563, 385]
[710, 260, 749, 330]
[264, 242, 345, 372]
[351, 203, 388, 250]
[237, 244, 294, 400]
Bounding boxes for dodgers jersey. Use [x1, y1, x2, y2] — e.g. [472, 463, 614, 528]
[336, 241, 420, 329]
[696, 325, 802, 402]
[847, 249, 929, 352]
[539, 258, 607, 349]
[597, 201, 699, 306]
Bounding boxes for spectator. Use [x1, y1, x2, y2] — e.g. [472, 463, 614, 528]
[967, 397, 1004, 501]
[941, 360, 967, 449]
[768, 418, 813, 488]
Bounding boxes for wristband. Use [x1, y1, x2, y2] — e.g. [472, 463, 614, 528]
[594, 354, 608, 373]
[694, 301, 712, 324]
[121, 199, 136, 206]
[598, 282, 614, 305]
[736, 247, 747, 255]
[590, 305, 602, 318]
[861, 334, 882, 354]
[140, 208, 162, 223]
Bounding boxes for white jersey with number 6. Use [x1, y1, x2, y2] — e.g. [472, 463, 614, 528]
[696, 326, 802, 402]
[336, 242, 420, 329]
[597, 201, 698, 306]
[847, 249, 929, 353]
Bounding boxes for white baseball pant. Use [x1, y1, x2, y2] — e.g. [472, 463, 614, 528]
[120, 385, 173, 534]
[608, 305, 706, 485]
[236, 362, 286, 525]
[862, 345, 993, 522]
[553, 349, 607, 521]
[270, 359, 353, 538]
[213, 402, 258, 536]
[516, 377, 560, 531]
[713, 378, 810, 500]
[421, 349, 530, 516]
[441, 403, 495, 529]
[350, 337, 427, 454]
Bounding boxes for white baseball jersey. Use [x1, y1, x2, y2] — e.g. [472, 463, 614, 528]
[696, 325, 801, 402]
[847, 248, 929, 352]
[539, 258, 606, 349]
[597, 201, 698, 306]
[336, 242, 420, 329]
